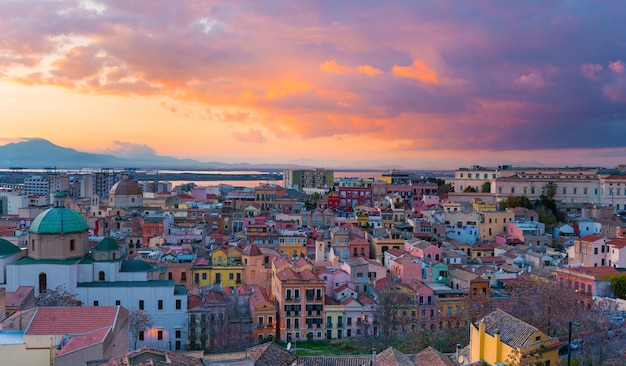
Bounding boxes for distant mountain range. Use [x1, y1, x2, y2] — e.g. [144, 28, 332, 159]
[0, 139, 309, 170]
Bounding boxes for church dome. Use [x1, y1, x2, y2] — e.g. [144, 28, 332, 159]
[109, 175, 142, 196]
[30, 207, 89, 234]
[0, 238, 21, 257]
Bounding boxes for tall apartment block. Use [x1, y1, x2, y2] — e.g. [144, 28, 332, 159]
[283, 169, 334, 191]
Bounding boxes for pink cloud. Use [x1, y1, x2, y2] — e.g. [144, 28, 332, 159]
[514, 72, 545, 89]
[609, 60, 624, 73]
[581, 64, 603, 80]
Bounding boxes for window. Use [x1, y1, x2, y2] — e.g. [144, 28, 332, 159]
[139, 331, 144, 341]
[93, 301, 99, 306]
[176, 299, 182, 309]
[139, 300, 144, 310]
[70, 239, 75, 251]
[99, 271, 105, 281]
[115, 300, 121, 306]
[202, 273, 207, 280]
[158, 300, 163, 310]
[157, 330, 163, 340]
[181, 272, 187, 281]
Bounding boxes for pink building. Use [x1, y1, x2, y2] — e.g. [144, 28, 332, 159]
[556, 266, 622, 306]
[404, 238, 443, 261]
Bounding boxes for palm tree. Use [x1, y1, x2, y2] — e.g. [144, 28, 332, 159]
[543, 181, 557, 199]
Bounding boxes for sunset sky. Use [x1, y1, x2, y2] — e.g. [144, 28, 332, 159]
[1, 1, 625, 169]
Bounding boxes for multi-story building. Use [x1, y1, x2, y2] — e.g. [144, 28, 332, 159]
[567, 235, 626, 268]
[250, 286, 277, 342]
[23, 176, 49, 203]
[337, 186, 373, 208]
[599, 175, 626, 211]
[283, 169, 334, 191]
[368, 227, 406, 262]
[5, 197, 187, 351]
[93, 170, 123, 199]
[270, 257, 326, 341]
[479, 210, 515, 241]
[556, 266, 621, 300]
[380, 171, 412, 185]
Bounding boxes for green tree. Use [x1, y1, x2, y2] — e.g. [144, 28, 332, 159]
[499, 196, 534, 210]
[464, 186, 477, 193]
[543, 181, 557, 199]
[481, 181, 491, 193]
[610, 275, 626, 299]
[304, 192, 321, 210]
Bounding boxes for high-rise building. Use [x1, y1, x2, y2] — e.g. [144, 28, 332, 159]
[283, 169, 334, 191]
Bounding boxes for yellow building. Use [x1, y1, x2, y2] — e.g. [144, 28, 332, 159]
[193, 248, 245, 287]
[479, 210, 515, 241]
[469, 309, 560, 366]
[369, 228, 404, 262]
[278, 234, 307, 258]
[191, 265, 245, 287]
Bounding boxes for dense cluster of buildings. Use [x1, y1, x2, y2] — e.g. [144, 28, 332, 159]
[0, 166, 624, 365]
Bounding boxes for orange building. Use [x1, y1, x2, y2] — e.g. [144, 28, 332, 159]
[249, 286, 277, 342]
[270, 257, 326, 341]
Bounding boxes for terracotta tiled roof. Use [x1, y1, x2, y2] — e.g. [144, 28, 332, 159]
[101, 346, 204, 366]
[477, 309, 540, 349]
[385, 248, 405, 257]
[579, 234, 604, 242]
[5, 286, 34, 307]
[376, 347, 415, 366]
[26, 307, 119, 336]
[299, 355, 374, 366]
[413, 346, 455, 366]
[247, 342, 297, 366]
[249, 286, 275, 310]
[55, 327, 110, 357]
[609, 238, 626, 248]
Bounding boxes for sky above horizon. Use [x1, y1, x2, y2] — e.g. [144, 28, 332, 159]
[1, 1, 625, 169]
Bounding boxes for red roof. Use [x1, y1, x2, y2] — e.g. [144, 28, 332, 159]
[55, 327, 110, 357]
[609, 238, 626, 248]
[26, 307, 119, 335]
[579, 235, 605, 242]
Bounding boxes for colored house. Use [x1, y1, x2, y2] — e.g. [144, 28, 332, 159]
[469, 309, 560, 365]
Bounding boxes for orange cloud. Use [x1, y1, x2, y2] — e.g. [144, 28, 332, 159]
[320, 60, 352, 74]
[392, 60, 438, 83]
[266, 79, 314, 99]
[321, 60, 381, 76]
[355, 65, 382, 76]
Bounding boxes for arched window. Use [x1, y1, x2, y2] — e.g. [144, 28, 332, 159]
[99, 271, 106, 281]
[38, 273, 47, 294]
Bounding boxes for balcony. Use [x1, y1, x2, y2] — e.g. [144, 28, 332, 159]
[326, 323, 333, 328]
[337, 322, 343, 328]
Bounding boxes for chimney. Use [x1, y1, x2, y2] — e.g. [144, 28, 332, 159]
[371, 348, 377, 366]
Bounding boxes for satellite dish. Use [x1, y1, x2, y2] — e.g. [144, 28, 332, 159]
[287, 342, 292, 351]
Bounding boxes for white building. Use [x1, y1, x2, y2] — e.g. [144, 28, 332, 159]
[4, 194, 187, 351]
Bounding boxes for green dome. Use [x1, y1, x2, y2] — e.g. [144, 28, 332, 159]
[93, 237, 121, 251]
[30, 207, 89, 234]
[0, 238, 21, 257]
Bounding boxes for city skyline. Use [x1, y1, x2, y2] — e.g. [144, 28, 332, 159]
[1, 1, 625, 169]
